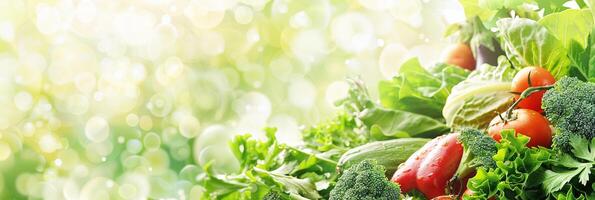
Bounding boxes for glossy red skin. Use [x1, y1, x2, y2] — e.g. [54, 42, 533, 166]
[488, 109, 552, 147]
[432, 195, 457, 200]
[511, 67, 555, 113]
[461, 189, 495, 200]
[391, 136, 441, 193]
[443, 43, 476, 71]
[417, 133, 464, 199]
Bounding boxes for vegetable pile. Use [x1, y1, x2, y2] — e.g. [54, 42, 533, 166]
[199, 1, 595, 199]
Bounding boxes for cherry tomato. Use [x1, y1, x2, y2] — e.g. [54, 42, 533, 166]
[511, 67, 555, 113]
[488, 109, 552, 147]
[461, 189, 495, 200]
[443, 43, 476, 71]
[432, 195, 457, 200]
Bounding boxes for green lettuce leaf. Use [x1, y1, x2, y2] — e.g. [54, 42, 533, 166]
[535, 0, 569, 15]
[567, 28, 595, 82]
[497, 17, 571, 78]
[465, 130, 551, 200]
[378, 58, 469, 118]
[442, 57, 517, 130]
[340, 79, 449, 139]
[202, 128, 335, 199]
[538, 9, 594, 49]
[457, 0, 550, 28]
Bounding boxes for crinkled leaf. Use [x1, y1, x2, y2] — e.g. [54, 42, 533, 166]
[378, 58, 469, 118]
[466, 130, 550, 200]
[497, 18, 571, 79]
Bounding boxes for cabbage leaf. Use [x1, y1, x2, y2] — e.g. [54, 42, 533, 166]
[497, 18, 571, 78]
[442, 57, 517, 130]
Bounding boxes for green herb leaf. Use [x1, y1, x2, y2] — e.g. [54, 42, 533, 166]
[542, 135, 595, 194]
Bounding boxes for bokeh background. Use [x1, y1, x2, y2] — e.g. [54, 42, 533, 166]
[0, 0, 465, 199]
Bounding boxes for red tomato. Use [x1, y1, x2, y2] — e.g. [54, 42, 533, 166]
[511, 67, 555, 113]
[391, 136, 441, 193]
[417, 133, 464, 199]
[461, 188, 496, 200]
[432, 195, 457, 200]
[488, 109, 552, 147]
[443, 43, 476, 71]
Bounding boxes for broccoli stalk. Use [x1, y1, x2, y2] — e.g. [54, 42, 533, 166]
[542, 77, 595, 153]
[449, 128, 497, 193]
[329, 160, 401, 200]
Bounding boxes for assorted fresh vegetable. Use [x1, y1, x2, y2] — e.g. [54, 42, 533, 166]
[203, 1, 595, 199]
[464, 130, 551, 200]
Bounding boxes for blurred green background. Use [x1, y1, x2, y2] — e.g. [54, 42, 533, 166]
[0, 0, 464, 199]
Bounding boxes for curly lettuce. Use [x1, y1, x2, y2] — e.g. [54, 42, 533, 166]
[464, 130, 551, 200]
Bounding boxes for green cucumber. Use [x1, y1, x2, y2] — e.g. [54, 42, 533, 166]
[337, 138, 430, 177]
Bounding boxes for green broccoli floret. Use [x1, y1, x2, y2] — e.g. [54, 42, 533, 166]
[329, 160, 401, 200]
[542, 77, 595, 152]
[453, 128, 498, 180]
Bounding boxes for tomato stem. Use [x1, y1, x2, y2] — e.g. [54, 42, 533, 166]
[504, 85, 554, 119]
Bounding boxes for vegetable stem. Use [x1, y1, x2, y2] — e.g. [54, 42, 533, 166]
[576, 0, 587, 8]
[505, 85, 554, 119]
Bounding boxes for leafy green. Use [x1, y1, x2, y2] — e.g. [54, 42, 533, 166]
[567, 28, 595, 82]
[553, 188, 590, 200]
[457, 0, 556, 28]
[341, 79, 450, 139]
[535, 0, 570, 15]
[301, 112, 368, 157]
[542, 135, 595, 197]
[378, 58, 469, 119]
[538, 9, 594, 49]
[202, 128, 337, 199]
[497, 17, 571, 78]
[464, 130, 551, 200]
[442, 57, 517, 130]
[458, 0, 500, 25]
